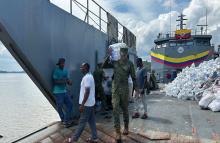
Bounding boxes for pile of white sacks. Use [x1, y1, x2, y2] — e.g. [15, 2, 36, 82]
[165, 58, 220, 112]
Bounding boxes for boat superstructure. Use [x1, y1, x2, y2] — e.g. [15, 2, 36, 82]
[151, 14, 214, 82]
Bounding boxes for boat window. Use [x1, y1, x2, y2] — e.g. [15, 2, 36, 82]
[177, 42, 185, 46]
[170, 42, 176, 47]
[196, 40, 203, 45]
[156, 45, 161, 49]
[162, 43, 167, 48]
[186, 41, 193, 46]
[203, 41, 210, 46]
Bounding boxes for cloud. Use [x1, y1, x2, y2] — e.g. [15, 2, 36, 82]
[1, 0, 220, 70]
[125, 11, 179, 59]
[101, 1, 181, 59]
[183, 0, 220, 47]
[40, 0, 220, 61]
[109, 0, 220, 60]
[162, 0, 177, 9]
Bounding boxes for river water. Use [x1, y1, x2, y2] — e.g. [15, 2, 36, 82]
[0, 73, 59, 143]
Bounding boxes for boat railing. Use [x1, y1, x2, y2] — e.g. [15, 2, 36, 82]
[156, 29, 211, 39]
[50, 0, 124, 39]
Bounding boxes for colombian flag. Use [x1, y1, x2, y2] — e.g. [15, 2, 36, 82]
[175, 29, 191, 39]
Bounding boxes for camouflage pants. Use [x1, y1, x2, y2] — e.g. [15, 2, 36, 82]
[95, 86, 107, 108]
[112, 89, 129, 133]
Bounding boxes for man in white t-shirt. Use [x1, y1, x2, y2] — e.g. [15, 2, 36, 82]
[68, 63, 98, 143]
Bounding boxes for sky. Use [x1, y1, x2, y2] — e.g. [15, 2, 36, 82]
[1, 0, 220, 71]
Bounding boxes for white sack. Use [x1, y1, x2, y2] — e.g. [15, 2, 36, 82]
[208, 99, 220, 112]
[199, 92, 216, 109]
[108, 43, 127, 61]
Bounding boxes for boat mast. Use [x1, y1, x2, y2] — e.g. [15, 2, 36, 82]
[206, 8, 208, 34]
[176, 13, 187, 30]
[169, 0, 172, 35]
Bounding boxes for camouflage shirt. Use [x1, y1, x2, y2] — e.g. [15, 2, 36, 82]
[103, 57, 136, 93]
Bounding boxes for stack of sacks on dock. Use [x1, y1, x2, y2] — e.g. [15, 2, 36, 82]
[198, 78, 220, 111]
[165, 58, 220, 112]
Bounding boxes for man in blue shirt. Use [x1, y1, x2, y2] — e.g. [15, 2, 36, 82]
[132, 58, 149, 119]
[52, 58, 73, 127]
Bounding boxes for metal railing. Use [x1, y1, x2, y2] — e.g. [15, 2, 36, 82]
[156, 29, 211, 40]
[50, 0, 124, 39]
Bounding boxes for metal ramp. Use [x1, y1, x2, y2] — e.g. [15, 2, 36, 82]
[0, 0, 109, 115]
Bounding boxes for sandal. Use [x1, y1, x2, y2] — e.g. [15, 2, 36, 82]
[63, 138, 72, 143]
[63, 138, 77, 143]
[122, 128, 129, 135]
[86, 138, 98, 143]
[132, 112, 140, 119]
[141, 113, 148, 119]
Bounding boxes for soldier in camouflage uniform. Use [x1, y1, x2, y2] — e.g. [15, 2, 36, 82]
[150, 70, 158, 90]
[103, 48, 136, 142]
[93, 63, 107, 110]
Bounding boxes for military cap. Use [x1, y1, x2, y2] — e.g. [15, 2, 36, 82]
[120, 48, 128, 53]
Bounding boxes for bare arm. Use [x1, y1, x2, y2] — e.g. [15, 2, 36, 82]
[81, 87, 90, 106]
[79, 87, 90, 112]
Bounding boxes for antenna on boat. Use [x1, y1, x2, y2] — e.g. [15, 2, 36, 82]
[206, 8, 208, 34]
[169, 0, 172, 36]
[197, 8, 208, 35]
[176, 13, 187, 30]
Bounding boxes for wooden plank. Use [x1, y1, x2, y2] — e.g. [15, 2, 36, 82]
[59, 128, 73, 138]
[127, 132, 149, 143]
[59, 127, 79, 143]
[77, 138, 87, 143]
[82, 128, 105, 143]
[74, 132, 88, 143]
[60, 128, 87, 143]
[170, 134, 200, 143]
[50, 132, 65, 143]
[96, 124, 138, 143]
[39, 137, 54, 143]
[62, 137, 87, 143]
[85, 127, 115, 143]
[200, 139, 219, 143]
[138, 130, 171, 140]
[81, 130, 92, 141]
